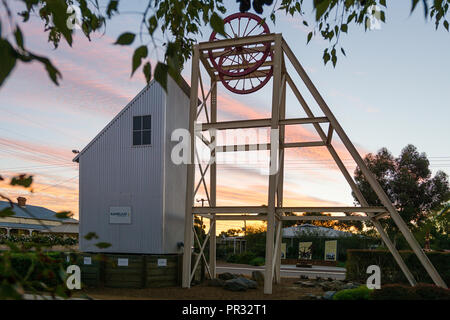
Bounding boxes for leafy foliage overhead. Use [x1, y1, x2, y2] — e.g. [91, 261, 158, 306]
[0, 1, 449, 88]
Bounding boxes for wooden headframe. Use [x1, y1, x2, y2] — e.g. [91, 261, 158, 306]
[182, 33, 447, 294]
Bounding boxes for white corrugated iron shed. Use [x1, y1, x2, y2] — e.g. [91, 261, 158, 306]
[73, 77, 191, 254]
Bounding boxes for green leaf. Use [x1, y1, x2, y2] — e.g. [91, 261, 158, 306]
[303, 20, 309, 27]
[148, 16, 158, 35]
[315, 0, 330, 21]
[106, 0, 119, 18]
[0, 39, 17, 86]
[10, 174, 33, 188]
[380, 11, 386, 23]
[341, 24, 348, 33]
[411, 0, 420, 14]
[379, 0, 386, 7]
[131, 45, 148, 77]
[154, 62, 168, 91]
[341, 47, 346, 57]
[95, 242, 111, 249]
[55, 211, 74, 219]
[114, 32, 135, 45]
[143, 61, 151, 83]
[0, 207, 15, 218]
[14, 26, 24, 49]
[444, 20, 449, 31]
[210, 12, 225, 37]
[30, 54, 62, 85]
[307, 31, 313, 44]
[84, 232, 99, 240]
[323, 50, 330, 65]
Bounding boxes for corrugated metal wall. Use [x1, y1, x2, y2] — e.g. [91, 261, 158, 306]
[163, 77, 189, 253]
[79, 81, 166, 254]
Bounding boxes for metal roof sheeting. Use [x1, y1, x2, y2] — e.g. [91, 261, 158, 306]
[0, 201, 78, 223]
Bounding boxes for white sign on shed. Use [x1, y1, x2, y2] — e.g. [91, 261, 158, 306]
[117, 258, 129, 267]
[157, 258, 167, 267]
[109, 206, 131, 224]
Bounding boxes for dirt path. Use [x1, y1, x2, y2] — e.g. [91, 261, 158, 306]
[82, 278, 323, 300]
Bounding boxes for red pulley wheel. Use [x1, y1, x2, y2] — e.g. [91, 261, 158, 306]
[208, 12, 271, 78]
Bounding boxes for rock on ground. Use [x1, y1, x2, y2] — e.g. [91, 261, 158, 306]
[218, 272, 238, 281]
[251, 271, 264, 285]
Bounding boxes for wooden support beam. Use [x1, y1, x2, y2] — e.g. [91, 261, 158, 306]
[200, 117, 329, 131]
[279, 116, 328, 125]
[215, 69, 272, 81]
[374, 212, 390, 220]
[216, 215, 267, 221]
[327, 124, 334, 145]
[281, 215, 370, 221]
[216, 143, 270, 152]
[201, 118, 271, 130]
[276, 206, 386, 213]
[283, 141, 325, 148]
[192, 206, 268, 214]
[183, 45, 200, 288]
[209, 78, 217, 279]
[204, 45, 269, 59]
[198, 33, 276, 50]
[264, 33, 282, 295]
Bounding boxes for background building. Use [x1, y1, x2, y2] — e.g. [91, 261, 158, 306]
[0, 196, 79, 236]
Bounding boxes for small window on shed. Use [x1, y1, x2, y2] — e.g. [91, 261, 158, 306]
[133, 115, 151, 146]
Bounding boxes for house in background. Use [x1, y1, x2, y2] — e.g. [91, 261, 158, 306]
[73, 77, 190, 254]
[0, 196, 79, 236]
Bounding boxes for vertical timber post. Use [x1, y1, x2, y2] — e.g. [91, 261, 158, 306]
[264, 34, 282, 294]
[183, 44, 200, 288]
[209, 78, 217, 279]
[274, 68, 287, 284]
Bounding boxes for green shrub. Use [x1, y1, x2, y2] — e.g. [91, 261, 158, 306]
[346, 250, 450, 286]
[333, 285, 372, 300]
[412, 283, 450, 300]
[225, 254, 238, 263]
[225, 252, 257, 265]
[0, 234, 78, 246]
[370, 284, 420, 300]
[249, 257, 265, 266]
[0, 251, 70, 290]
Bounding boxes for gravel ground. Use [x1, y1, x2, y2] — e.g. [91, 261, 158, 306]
[81, 278, 324, 300]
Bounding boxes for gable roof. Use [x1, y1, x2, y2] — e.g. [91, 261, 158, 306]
[73, 76, 193, 162]
[0, 200, 78, 223]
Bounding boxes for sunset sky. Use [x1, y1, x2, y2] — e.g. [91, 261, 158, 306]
[1, 1, 449, 233]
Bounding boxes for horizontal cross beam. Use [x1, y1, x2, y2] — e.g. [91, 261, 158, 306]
[200, 117, 329, 131]
[281, 215, 370, 221]
[192, 206, 386, 214]
[198, 33, 276, 50]
[277, 207, 387, 213]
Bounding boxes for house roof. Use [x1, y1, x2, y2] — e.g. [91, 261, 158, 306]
[282, 224, 353, 238]
[42, 223, 79, 234]
[0, 201, 78, 224]
[0, 222, 48, 231]
[73, 75, 194, 162]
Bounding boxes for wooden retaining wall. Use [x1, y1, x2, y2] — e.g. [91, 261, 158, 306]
[70, 253, 202, 289]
